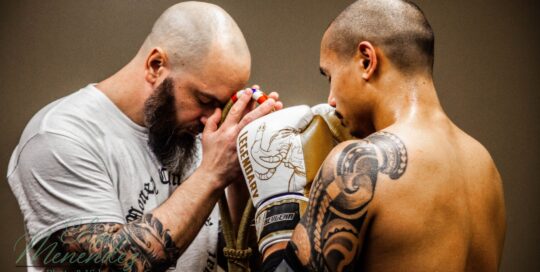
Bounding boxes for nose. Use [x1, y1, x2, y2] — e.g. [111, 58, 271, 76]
[200, 116, 208, 125]
[200, 107, 217, 126]
[327, 92, 336, 107]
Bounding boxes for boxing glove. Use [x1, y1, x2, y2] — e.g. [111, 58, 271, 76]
[236, 104, 352, 253]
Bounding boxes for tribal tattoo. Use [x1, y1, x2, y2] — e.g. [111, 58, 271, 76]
[33, 214, 180, 271]
[290, 131, 407, 272]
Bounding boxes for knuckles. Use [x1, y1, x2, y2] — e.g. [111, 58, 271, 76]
[228, 106, 241, 116]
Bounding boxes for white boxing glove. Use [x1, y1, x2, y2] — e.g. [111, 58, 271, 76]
[237, 104, 352, 253]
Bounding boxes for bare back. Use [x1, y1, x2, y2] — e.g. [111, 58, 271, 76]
[361, 119, 506, 271]
[290, 117, 506, 271]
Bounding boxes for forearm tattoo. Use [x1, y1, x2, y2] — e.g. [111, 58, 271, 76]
[34, 214, 180, 271]
[291, 131, 407, 271]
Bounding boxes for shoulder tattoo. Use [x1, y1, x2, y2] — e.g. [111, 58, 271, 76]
[292, 131, 407, 272]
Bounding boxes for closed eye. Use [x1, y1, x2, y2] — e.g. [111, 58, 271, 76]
[197, 96, 212, 106]
[320, 67, 331, 83]
[195, 91, 221, 108]
[201, 96, 224, 109]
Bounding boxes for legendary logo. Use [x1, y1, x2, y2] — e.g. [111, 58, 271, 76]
[238, 130, 259, 199]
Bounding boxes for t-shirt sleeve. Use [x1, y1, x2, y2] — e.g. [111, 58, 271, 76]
[7, 132, 125, 247]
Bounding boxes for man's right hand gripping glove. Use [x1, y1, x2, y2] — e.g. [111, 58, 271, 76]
[236, 104, 352, 253]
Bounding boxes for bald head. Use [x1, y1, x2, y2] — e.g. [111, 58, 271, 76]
[324, 0, 434, 74]
[141, 1, 250, 73]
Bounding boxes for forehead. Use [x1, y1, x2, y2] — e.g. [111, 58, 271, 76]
[319, 28, 342, 70]
[179, 57, 249, 103]
[319, 46, 340, 74]
[205, 59, 249, 96]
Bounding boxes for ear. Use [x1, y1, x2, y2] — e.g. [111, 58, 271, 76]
[357, 41, 378, 81]
[145, 47, 169, 84]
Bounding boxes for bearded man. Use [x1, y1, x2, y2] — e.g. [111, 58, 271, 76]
[7, 2, 281, 271]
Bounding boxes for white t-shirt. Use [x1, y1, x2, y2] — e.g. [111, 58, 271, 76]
[7, 84, 220, 271]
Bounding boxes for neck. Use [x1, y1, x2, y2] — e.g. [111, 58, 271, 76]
[371, 71, 445, 132]
[96, 56, 151, 126]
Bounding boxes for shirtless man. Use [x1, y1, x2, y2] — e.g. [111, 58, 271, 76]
[241, 0, 506, 271]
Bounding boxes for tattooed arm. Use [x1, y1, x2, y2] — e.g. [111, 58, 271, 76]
[35, 215, 178, 271]
[261, 132, 407, 271]
[33, 167, 226, 271]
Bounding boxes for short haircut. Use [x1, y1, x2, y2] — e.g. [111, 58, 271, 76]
[326, 0, 434, 74]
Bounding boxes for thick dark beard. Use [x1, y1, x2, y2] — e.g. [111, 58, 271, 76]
[144, 78, 197, 180]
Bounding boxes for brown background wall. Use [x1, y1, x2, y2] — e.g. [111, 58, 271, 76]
[1, 0, 538, 271]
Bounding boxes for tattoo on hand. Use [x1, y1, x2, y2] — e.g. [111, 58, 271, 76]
[35, 214, 180, 272]
[291, 131, 407, 271]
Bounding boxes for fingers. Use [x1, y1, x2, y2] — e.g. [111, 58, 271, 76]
[238, 98, 276, 130]
[246, 98, 257, 112]
[243, 88, 257, 112]
[266, 92, 283, 111]
[221, 89, 253, 128]
[267, 91, 279, 100]
[250, 85, 282, 108]
[203, 108, 221, 133]
[223, 85, 283, 132]
[273, 100, 284, 111]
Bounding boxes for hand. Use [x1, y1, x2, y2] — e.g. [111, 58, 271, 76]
[199, 89, 277, 189]
[225, 85, 284, 191]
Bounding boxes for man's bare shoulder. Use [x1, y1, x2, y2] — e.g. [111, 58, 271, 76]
[320, 127, 502, 210]
[319, 131, 409, 207]
[296, 132, 410, 270]
[459, 131, 501, 179]
[324, 131, 408, 179]
[405, 125, 501, 186]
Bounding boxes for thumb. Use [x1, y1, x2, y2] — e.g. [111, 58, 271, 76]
[203, 108, 222, 133]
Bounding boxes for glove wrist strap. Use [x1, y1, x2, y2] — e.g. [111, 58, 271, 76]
[255, 194, 308, 253]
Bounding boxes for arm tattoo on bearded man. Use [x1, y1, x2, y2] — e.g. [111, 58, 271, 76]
[34, 214, 180, 271]
[290, 131, 407, 272]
